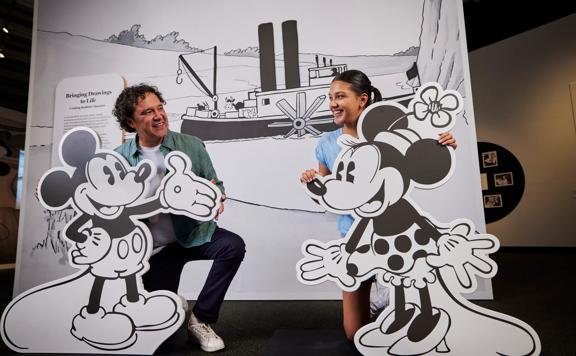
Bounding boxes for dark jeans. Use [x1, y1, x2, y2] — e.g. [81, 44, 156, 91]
[143, 227, 245, 323]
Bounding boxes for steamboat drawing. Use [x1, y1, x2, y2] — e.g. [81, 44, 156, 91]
[176, 20, 420, 141]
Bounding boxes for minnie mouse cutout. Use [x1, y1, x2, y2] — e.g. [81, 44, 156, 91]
[297, 83, 540, 355]
[1, 127, 221, 354]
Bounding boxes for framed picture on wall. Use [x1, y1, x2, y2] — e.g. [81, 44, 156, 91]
[482, 151, 498, 168]
[480, 173, 488, 190]
[484, 194, 503, 208]
[494, 172, 514, 187]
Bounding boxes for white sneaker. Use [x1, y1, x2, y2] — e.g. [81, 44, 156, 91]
[178, 295, 189, 313]
[187, 312, 225, 352]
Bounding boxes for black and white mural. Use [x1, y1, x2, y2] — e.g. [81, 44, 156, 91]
[19, 0, 488, 304]
[1, 128, 221, 353]
[297, 83, 540, 355]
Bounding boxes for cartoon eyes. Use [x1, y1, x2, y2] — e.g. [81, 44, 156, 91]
[102, 162, 128, 185]
[102, 166, 115, 185]
[114, 162, 127, 179]
[347, 162, 355, 183]
[336, 162, 343, 180]
[336, 161, 355, 183]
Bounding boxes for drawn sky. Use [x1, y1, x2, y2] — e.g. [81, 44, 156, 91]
[37, 0, 424, 55]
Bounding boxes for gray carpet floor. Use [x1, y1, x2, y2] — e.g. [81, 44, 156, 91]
[1, 248, 574, 355]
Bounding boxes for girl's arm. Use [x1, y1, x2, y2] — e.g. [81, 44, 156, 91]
[318, 163, 330, 176]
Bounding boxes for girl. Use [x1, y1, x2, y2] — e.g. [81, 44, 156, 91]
[300, 70, 457, 340]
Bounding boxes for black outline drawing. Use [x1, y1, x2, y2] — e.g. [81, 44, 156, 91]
[175, 20, 421, 141]
[297, 83, 540, 355]
[1, 127, 221, 354]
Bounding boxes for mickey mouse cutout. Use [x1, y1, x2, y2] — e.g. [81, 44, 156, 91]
[1, 128, 221, 354]
[297, 83, 541, 355]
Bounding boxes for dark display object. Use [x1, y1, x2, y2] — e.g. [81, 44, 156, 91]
[478, 142, 525, 223]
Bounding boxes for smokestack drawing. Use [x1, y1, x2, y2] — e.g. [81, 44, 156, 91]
[258, 23, 277, 92]
[282, 20, 300, 89]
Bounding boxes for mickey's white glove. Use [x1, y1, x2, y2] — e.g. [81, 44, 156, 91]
[298, 240, 358, 290]
[71, 227, 112, 265]
[160, 152, 221, 221]
[427, 222, 498, 289]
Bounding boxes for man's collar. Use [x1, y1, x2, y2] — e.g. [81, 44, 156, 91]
[131, 130, 175, 156]
[126, 135, 139, 157]
[159, 130, 176, 151]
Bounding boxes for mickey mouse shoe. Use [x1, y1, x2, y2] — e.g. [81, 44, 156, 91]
[113, 293, 181, 331]
[71, 306, 137, 350]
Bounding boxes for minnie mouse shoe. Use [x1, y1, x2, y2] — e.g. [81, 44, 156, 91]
[388, 308, 450, 355]
[357, 303, 419, 347]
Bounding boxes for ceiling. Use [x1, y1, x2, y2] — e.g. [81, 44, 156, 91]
[0, 0, 32, 115]
[0, 0, 574, 116]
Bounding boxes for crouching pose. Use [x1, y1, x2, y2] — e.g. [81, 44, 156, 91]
[114, 84, 246, 352]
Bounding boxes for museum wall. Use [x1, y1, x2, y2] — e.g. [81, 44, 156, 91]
[470, 14, 576, 246]
[0, 107, 26, 265]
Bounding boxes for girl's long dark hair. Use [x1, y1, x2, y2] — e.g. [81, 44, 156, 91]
[333, 69, 382, 106]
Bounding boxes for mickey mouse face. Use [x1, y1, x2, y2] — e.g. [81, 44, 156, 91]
[320, 144, 404, 217]
[74, 153, 151, 219]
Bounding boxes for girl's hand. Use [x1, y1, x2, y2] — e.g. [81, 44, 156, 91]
[438, 132, 457, 149]
[300, 169, 319, 183]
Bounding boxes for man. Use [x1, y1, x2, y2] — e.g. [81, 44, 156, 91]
[113, 84, 245, 352]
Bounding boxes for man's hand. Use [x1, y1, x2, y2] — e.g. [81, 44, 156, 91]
[210, 179, 225, 221]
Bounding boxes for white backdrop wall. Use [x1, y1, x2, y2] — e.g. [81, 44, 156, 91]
[470, 14, 576, 246]
[15, 0, 490, 299]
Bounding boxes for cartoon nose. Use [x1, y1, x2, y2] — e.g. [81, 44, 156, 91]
[307, 178, 326, 196]
[72, 233, 87, 244]
[346, 263, 359, 277]
[134, 163, 152, 183]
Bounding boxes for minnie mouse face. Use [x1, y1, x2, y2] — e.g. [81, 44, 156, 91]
[74, 153, 152, 219]
[307, 101, 454, 220]
[316, 142, 406, 218]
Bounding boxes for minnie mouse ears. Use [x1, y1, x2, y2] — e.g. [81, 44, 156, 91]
[359, 104, 409, 143]
[359, 82, 463, 147]
[356, 82, 462, 188]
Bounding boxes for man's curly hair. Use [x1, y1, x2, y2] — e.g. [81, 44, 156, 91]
[113, 84, 166, 133]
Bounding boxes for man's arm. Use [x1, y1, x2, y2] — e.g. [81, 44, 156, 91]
[195, 141, 225, 194]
